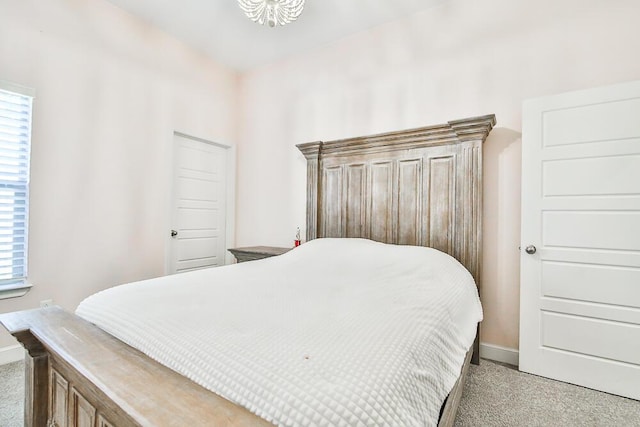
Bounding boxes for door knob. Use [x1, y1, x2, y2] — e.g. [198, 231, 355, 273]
[525, 245, 537, 255]
[170, 230, 178, 238]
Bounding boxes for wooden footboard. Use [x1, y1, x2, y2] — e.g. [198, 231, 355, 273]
[1, 307, 475, 427]
[438, 347, 474, 427]
[0, 307, 272, 427]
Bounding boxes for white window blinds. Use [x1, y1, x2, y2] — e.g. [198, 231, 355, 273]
[0, 87, 32, 287]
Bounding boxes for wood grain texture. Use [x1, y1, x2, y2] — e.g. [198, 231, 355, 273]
[297, 113, 494, 291]
[70, 386, 97, 427]
[13, 329, 48, 427]
[298, 141, 322, 241]
[50, 368, 68, 427]
[346, 164, 366, 237]
[437, 348, 474, 427]
[98, 414, 115, 427]
[398, 159, 421, 246]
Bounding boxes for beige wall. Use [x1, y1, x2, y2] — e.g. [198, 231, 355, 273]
[236, 0, 640, 350]
[0, 0, 239, 348]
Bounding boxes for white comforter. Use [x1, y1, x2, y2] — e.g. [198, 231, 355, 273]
[77, 238, 482, 427]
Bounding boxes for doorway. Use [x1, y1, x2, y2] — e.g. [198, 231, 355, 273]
[168, 132, 229, 274]
[519, 81, 640, 400]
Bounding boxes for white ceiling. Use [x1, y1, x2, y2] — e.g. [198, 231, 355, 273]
[105, 0, 445, 71]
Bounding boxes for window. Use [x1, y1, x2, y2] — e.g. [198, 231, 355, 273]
[0, 82, 34, 298]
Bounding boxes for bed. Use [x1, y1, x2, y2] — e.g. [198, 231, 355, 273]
[0, 114, 495, 427]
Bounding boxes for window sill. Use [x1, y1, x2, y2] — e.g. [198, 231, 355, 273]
[0, 283, 33, 300]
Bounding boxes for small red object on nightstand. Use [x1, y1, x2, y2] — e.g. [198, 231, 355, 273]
[295, 227, 301, 247]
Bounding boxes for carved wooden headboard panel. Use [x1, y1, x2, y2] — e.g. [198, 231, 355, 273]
[297, 115, 496, 285]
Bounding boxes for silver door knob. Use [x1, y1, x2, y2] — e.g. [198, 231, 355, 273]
[525, 245, 537, 255]
[170, 230, 178, 238]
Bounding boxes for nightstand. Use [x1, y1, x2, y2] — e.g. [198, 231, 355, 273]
[228, 246, 292, 263]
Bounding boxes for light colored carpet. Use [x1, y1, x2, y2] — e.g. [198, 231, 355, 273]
[0, 361, 23, 427]
[455, 361, 640, 427]
[1, 359, 638, 426]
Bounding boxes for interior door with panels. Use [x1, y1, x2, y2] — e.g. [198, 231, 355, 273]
[169, 133, 228, 274]
[520, 80, 640, 400]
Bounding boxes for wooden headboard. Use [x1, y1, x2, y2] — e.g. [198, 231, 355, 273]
[296, 114, 496, 286]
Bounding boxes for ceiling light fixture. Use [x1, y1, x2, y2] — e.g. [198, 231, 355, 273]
[238, 0, 305, 28]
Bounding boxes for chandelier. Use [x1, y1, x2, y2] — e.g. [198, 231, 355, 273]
[238, 0, 305, 28]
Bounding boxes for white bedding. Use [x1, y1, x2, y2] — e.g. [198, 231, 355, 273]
[77, 238, 482, 427]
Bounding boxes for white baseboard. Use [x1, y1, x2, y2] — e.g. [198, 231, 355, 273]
[0, 344, 25, 365]
[480, 342, 519, 367]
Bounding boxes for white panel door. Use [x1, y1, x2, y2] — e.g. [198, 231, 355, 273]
[169, 134, 227, 273]
[520, 81, 640, 400]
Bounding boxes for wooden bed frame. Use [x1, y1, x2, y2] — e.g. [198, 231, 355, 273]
[0, 114, 495, 427]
